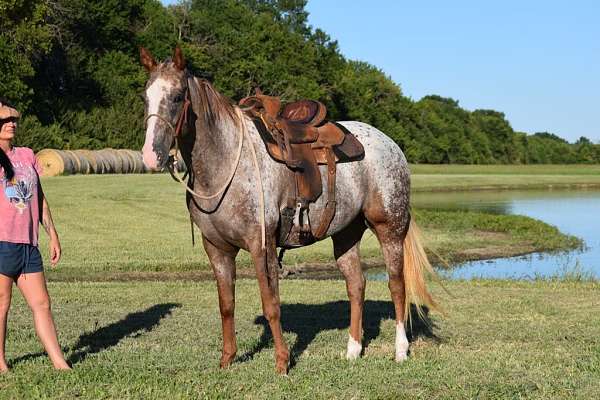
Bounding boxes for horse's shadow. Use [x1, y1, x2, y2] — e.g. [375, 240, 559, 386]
[237, 300, 439, 368]
[8, 303, 181, 368]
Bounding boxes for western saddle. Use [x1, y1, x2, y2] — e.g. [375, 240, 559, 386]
[240, 89, 364, 248]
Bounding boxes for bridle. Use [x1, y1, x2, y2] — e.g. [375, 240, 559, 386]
[144, 85, 239, 201]
[142, 76, 266, 249]
[144, 86, 192, 154]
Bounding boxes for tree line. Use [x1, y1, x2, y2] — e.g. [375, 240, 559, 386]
[2, 0, 598, 163]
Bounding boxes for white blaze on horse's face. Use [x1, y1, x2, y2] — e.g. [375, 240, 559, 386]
[142, 77, 174, 171]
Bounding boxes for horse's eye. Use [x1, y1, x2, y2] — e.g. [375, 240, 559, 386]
[173, 94, 183, 103]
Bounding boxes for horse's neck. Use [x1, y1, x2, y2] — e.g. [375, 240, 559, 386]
[186, 114, 242, 191]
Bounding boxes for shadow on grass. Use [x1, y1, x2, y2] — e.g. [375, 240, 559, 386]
[237, 300, 438, 369]
[67, 303, 181, 365]
[8, 303, 181, 368]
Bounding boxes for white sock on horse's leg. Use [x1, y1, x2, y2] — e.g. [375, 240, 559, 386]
[395, 322, 409, 362]
[346, 335, 362, 360]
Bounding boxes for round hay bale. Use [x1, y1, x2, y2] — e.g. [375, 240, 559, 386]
[115, 149, 132, 174]
[126, 150, 146, 173]
[108, 149, 125, 174]
[104, 149, 121, 174]
[35, 149, 74, 177]
[60, 150, 77, 175]
[121, 150, 138, 174]
[94, 150, 107, 174]
[96, 150, 115, 174]
[101, 149, 120, 173]
[63, 150, 82, 175]
[75, 150, 97, 174]
[92, 150, 108, 174]
[71, 150, 91, 174]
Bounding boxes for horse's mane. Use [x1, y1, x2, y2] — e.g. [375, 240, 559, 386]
[187, 75, 239, 130]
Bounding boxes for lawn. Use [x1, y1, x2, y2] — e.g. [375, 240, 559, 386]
[2, 167, 597, 399]
[410, 164, 600, 191]
[1, 279, 598, 399]
[36, 174, 580, 280]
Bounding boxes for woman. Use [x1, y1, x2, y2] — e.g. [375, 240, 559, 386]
[0, 101, 70, 371]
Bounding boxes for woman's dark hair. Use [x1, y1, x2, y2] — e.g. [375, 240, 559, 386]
[0, 97, 16, 180]
[0, 147, 14, 181]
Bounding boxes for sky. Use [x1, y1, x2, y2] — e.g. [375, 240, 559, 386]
[161, 1, 600, 143]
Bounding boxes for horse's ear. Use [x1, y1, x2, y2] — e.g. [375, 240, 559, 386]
[140, 47, 157, 72]
[173, 46, 186, 71]
[255, 87, 263, 95]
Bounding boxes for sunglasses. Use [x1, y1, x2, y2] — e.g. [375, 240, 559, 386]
[0, 117, 18, 124]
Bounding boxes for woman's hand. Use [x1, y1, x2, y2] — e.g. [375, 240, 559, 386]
[49, 234, 61, 266]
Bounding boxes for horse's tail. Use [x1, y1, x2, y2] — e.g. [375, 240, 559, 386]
[402, 215, 441, 321]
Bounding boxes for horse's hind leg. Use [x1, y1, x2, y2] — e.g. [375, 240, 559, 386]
[202, 235, 239, 368]
[365, 210, 411, 362]
[332, 218, 367, 360]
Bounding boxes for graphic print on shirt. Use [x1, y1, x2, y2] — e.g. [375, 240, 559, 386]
[1, 161, 36, 214]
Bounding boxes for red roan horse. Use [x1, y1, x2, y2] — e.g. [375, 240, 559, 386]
[140, 47, 438, 374]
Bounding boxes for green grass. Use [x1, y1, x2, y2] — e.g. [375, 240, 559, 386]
[416, 209, 581, 264]
[37, 174, 580, 280]
[1, 279, 598, 399]
[410, 164, 600, 175]
[410, 164, 600, 192]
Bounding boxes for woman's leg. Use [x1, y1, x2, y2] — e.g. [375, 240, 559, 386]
[0, 274, 13, 372]
[16, 272, 70, 369]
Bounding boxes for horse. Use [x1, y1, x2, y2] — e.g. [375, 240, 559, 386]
[139, 46, 438, 374]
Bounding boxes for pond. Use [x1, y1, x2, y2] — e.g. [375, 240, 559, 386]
[367, 189, 600, 280]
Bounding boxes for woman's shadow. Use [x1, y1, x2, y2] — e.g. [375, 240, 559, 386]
[238, 300, 439, 368]
[8, 303, 181, 367]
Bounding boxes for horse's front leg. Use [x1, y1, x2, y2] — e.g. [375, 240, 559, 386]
[202, 235, 239, 368]
[250, 241, 289, 374]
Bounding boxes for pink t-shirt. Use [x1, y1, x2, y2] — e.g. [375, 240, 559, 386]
[0, 147, 43, 246]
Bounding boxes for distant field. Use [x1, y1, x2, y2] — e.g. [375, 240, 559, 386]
[37, 174, 579, 280]
[1, 279, 598, 399]
[409, 164, 600, 192]
[409, 164, 600, 175]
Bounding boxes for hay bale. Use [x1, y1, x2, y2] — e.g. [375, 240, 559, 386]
[115, 149, 132, 173]
[35, 149, 75, 177]
[106, 149, 124, 174]
[125, 150, 146, 173]
[121, 150, 138, 174]
[91, 151, 105, 174]
[63, 150, 82, 174]
[105, 149, 121, 173]
[70, 150, 90, 174]
[96, 150, 115, 174]
[75, 150, 97, 174]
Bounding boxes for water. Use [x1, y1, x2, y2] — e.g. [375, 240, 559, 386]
[368, 189, 600, 280]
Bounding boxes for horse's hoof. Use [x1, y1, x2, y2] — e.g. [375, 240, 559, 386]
[275, 357, 289, 375]
[275, 349, 289, 375]
[219, 353, 236, 369]
[395, 352, 408, 362]
[346, 336, 362, 360]
[275, 363, 289, 376]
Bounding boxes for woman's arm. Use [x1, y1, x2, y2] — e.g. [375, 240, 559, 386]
[39, 184, 61, 266]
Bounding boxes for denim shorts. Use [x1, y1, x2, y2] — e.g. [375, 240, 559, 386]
[0, 241, 44, 277]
